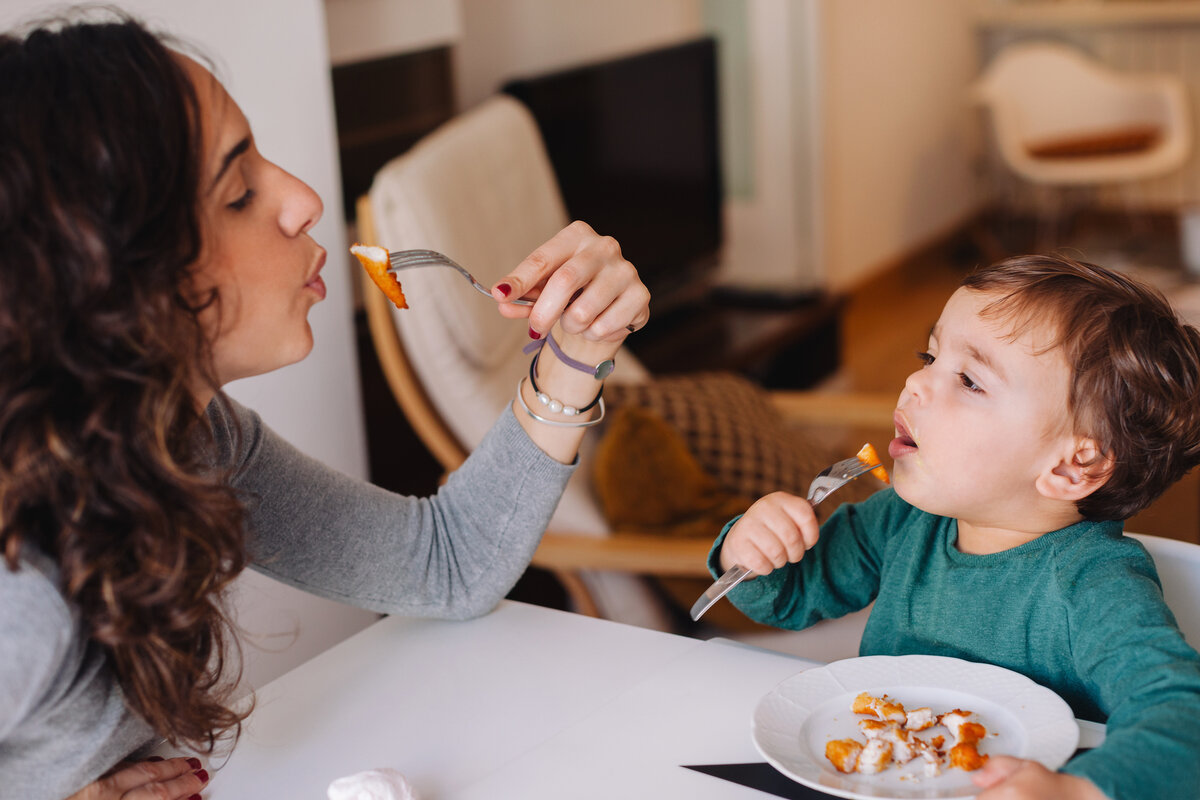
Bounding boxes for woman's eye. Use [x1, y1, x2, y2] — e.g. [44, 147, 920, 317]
[916, 351, 935, 366]
[958, 372, 983, 393]
[228, 187, 255, 211]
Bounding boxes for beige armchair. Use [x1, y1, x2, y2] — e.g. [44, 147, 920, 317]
[355, 95, 896, 634]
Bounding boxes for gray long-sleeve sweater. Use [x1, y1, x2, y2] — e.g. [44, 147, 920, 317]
[0, 396, 573, 800]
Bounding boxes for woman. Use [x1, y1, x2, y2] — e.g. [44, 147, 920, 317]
[0, 10, 649, 800]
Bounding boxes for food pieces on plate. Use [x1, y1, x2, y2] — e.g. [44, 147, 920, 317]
[825, 693, 993, 777]
[852, 691, 906, 723]
[351, 243, 408, 310]
[855, 443, 890, 484]
[949, 741, 988, 771]
[858, 738, 893, 774]
[825, 739, 863, 774]
[905, 706, 935, 731]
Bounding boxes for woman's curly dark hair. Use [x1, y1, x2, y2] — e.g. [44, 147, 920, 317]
[0, 10, 249, 750]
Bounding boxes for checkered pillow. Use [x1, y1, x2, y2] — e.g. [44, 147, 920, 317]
[605, 372, 875, 503]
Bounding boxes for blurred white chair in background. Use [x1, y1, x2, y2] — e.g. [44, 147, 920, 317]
[973, 40, 1191, 246]
[974, 40, 1190, 187]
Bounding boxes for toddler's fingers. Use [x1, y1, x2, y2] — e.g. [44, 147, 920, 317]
[971, 755, 1023, 789]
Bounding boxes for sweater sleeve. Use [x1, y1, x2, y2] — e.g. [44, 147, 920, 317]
[704, 489, 901, 629]
[0, 558, 72, 742]
[1057, 538, 1200, 800]
[208, 397, 575, 619]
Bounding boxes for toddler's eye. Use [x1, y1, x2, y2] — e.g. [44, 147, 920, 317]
[916, 351, 935, 366]
[958, 372, 983, 393]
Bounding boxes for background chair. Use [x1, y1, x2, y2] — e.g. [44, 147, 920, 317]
[356, 94, 895, 632]
[973, 40, 1191, 246]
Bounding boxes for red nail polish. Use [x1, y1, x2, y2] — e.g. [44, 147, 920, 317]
[496, 283, 512, 297]
[188, 795, 202, 800]
[195, 769, 209, 783]
[187, 757, 202, 770]
[529, 328, 542, 340]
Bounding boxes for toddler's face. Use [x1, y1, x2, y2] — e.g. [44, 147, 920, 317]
[890, 287, 1076, 528]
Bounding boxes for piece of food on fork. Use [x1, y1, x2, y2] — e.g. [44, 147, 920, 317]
[856, 442, 890, 485]
[351, 243, 408, 310]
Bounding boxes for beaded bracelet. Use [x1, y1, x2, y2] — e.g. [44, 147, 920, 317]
[528, 349, 603, 416]
[516, 377, 607, 428]
[522, 332, 615, 380]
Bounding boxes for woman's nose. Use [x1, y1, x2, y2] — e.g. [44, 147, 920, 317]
[277, 166, 324, 236]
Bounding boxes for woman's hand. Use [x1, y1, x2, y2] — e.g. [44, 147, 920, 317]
[492, 220, 650, 342]
[719, 492, 821, 575]
[972, 757, 1106, 800]
[66, 756, 209, 800]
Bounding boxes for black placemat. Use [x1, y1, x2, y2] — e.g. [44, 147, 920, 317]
[683, 750, 1092, 798]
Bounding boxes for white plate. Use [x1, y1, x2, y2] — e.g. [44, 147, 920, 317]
[752, 654, 1079, 800]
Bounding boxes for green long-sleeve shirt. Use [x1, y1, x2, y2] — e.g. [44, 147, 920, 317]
[708, 488, 1200, 800]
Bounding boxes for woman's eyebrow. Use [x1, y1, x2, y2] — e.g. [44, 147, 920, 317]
[209, 136, 250, 192]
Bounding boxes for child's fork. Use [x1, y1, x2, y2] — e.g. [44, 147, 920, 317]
[688, 453, 883, 621]
[387, 249, 534, 306]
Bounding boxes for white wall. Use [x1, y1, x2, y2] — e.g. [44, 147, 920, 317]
[448, 0, 984, 294]
[0, 0, 378, 693]
[454, 0, 704, 109]
[819, 0, 984, 290]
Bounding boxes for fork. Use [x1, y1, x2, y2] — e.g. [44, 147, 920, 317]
[387, 249, 535, 306]
[688, 453, 883, 621]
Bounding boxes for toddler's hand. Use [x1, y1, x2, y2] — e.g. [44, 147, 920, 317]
[973, 756, 1105, 800]
[718, 492, 819, 576]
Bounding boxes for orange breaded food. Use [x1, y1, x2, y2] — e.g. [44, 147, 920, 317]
[851, 692, 907, 723]
[825, 739, 863, 774]
[949, 741, 989, 771]
[856, 443, 890, 484]
[351, 243, 408, 310]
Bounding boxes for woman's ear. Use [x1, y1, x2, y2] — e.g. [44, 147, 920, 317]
[1036, 438, 1113, 502]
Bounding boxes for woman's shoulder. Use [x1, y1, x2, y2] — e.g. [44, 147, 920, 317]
[0, 548, 78, 728]
[0, 547, 75, 644]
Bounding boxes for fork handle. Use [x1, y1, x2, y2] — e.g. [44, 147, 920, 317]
[689, 564, 754, 621]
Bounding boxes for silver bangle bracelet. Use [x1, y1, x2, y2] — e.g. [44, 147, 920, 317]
[516, 377, 607, 428]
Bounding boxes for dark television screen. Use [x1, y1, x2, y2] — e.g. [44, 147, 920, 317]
[503, 37, 723, 310]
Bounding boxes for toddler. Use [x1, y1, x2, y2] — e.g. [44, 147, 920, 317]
[712, 254, 1200, 800]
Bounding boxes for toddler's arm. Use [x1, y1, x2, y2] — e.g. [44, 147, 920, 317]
[718, 491, 821, 575]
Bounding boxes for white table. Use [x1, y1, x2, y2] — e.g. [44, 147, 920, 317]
[197, 600, 818, 799]
[195, 600, 1105, 799]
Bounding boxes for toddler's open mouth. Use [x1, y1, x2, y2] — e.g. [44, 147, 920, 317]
[889, 413, 918, 459]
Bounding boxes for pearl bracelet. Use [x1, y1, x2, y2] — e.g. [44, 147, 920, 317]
[516, 377, 606, 428]
[528, 350, 603, 416]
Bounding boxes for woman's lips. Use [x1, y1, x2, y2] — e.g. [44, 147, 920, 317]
[305, 250, 327, 300]
[889, 412, 918, 459]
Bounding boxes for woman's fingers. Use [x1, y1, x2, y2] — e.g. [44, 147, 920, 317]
[493, 221, 649, 338]
[88, 757, 208, 799]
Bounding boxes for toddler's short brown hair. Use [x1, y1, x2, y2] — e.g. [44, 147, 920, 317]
[963, 254, 1200, 520]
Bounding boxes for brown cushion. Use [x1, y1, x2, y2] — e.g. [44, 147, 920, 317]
[1025, 125, 1160, 160]
[598, 373, 883, 531]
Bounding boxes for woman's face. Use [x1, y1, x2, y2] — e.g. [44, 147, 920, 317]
[182, 56, 327, 391]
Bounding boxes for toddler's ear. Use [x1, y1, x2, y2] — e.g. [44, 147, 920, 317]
[1036, 438, 1113, 502]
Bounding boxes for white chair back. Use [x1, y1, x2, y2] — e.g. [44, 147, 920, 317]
[973, 41, 1190, 185]
[1130, 532, 1200, 649]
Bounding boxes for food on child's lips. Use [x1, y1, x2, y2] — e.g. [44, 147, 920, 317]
[855, 443, 890, 484]
[825, 693, 993, 776]
[351, 243, 408, 310]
